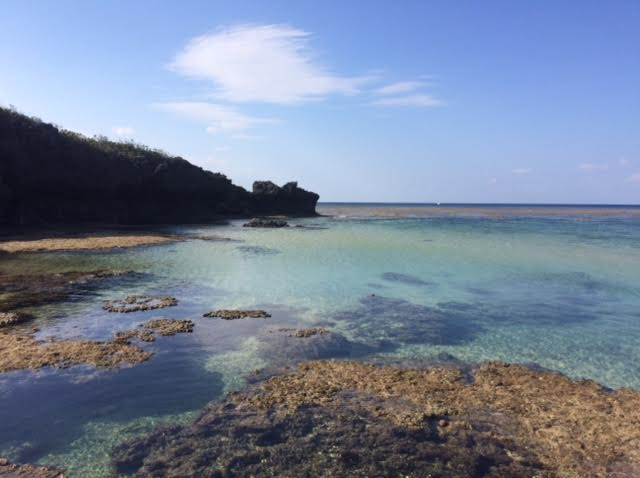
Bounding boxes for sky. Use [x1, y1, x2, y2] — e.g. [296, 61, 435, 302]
[1, 1, 639, 203]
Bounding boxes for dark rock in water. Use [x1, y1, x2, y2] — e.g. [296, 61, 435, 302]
[0, 269, 134, 312]
[203, 309, 271, 320]
[103, 295, 178, 313]
[381, 272, 434, 287]
[250, 181, 319, 217]
[0, 311, 32, 328]
[0, 458, 65, 477]
[0, 107, 318, 225]
[236, 245, 281, 256]
[243, 217, 289, 228]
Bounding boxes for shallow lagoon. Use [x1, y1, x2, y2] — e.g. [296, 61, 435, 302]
[1, 204, 640, 476]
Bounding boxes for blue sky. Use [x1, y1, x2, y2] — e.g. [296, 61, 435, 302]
[1, 1, 639, 203]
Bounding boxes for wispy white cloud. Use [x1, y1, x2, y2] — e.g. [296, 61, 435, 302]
[170, 24, 370, 104]
[628, 173, 640, 183]
[155, 102, 275, 134]
[619, 158, 631, 167]
[372, 94, 443, 108]
[512, 168, 532, 175]
[374, 81, 429, 96]
[489, 177, 498, 184]
[579, 162, 609, 172]
[112, 126, 134, 137]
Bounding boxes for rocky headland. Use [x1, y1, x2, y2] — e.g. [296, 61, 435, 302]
[0, 106, 319, 226]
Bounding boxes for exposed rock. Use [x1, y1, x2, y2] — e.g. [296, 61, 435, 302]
[0, 332, 152, 373]
[243, 217, 289, 228]
[250, 181, 319, 216]
[0, 312, 31, 328]
[103, 295, 178, 313]
[203, 309, 271, 320]
[0, 458, 65, 477]
[0, 107, 318, 225]
[141, 319, 194, 336]
[0, 269, 133, 312]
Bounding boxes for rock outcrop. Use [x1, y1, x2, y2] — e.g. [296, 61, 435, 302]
[250, 181, 319, 216]
[0, 107, 319, 226]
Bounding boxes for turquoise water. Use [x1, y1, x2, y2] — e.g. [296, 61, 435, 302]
[1, 204, 640, 476]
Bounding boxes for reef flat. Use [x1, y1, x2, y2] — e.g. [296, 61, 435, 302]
[0, 235, 177, 253]
[112, 360, 640, 478]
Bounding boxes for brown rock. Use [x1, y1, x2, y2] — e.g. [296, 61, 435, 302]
[141, 319, 194, 336]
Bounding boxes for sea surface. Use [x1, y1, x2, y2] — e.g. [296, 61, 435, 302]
[1, 203, 640, 476]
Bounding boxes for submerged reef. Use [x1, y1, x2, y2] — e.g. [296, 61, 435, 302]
[0, 332, 152, 373]
[273, 327, 331, 338]
[103, 296, 178, 313]
[203, 310, 271, 320]
[113, 360, 640, 478]
[381, 272, 434, 287]
[0, 458, 65, 477]
[334, 295, 481, 348]
[0, 269, 133, 312]
[256, 328, 355, 368]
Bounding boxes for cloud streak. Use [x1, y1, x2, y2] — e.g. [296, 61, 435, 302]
[512, 168, 532, 175]
[579, 163, 609, 172]
[374, 81, 429, 96]
[372, 94, 443, 108]
[155, 102, 275, 134]
[170, 24, 370, 104]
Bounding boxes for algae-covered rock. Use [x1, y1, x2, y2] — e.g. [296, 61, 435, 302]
[113, 360, 640, 478]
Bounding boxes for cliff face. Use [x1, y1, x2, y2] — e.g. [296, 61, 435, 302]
[0, 107, 318, 225]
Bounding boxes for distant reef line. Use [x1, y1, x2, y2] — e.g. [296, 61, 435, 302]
[0, 106, 319, 226]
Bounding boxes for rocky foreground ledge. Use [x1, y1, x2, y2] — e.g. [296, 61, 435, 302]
[112, 360, 640, 478]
